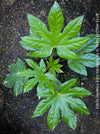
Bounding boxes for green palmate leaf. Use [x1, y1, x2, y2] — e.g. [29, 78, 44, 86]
[4, 59, 27, 96]
[17, 59, 57, 92]
[20, 2, 89, 59]
[68, 34, 100, 75]
[33, 79, 91, 131]
[43, 79, 55, 93]
[46, 57, 63, 76]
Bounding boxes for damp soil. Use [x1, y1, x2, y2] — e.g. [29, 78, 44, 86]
[0, 0, 100, 134]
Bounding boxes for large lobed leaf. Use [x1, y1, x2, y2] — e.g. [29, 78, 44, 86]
[20, 2, 89, 60]
[33, 79, 91, 131]
[4, 59, 27, 96]
[17, 59, 57, 92]
[68, 34, 100, 75]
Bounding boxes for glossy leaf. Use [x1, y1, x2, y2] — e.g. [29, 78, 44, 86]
[68, 34, 100, 75]
[47, 96, 60, 131]
[68, 60, 87, 75]
[29, 28, 39, 37]
[68, 98, 90, 115]
[57, 46, 78, 59]
[4, 59, 27, 96]
[39, 59, 46, 73]
[75, 34, 100, 53]
[13, 80, 25, 96]
[19, 41, 36, 51]
[60, 79, 77, 93]
[4, 74, 17, 88]
[17, 59, 57, 92]
[57, 37, 89, 48]
[19, 2, 89, 60]
[24, 77, 38, 92]
[33, 97, 55, 118]
[21, 36, 41, 48]
[25, 59, 39, 70]
[26, 45, 53, 58]
[48, 1, 64, 33]
[33, 79, 91, 130]
[44, 72, 57, 81]
[27, 14, 50, 39]
[63, 87, 91, 98]
[17, 69, 36, 78]
[59, 15, 83, 41]
[77, 53, 100, 67]
[37, 84, 53, 99]
[61, 101, 77, 129]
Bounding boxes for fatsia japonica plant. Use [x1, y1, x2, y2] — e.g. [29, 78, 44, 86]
[4, 1, 100, 131]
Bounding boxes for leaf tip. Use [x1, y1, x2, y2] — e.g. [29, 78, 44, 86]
[54, 1, 58, 6]
[88, 91, 92, 96]
[23, 89, 27, 93]
[23, 86, 28, 93]
[71, 126, 77, 130]
[77, 15, 84, 24]
[4, 80, 8, 84]
[14, 92, 19, 97]
[27, 13, 31, 18]
[25, 59, 28, 63]
[49, 126, 55, 131]
[86, 111, 90, 115]
[32, 114, 36, 118]
[80, 15, 84, 20]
